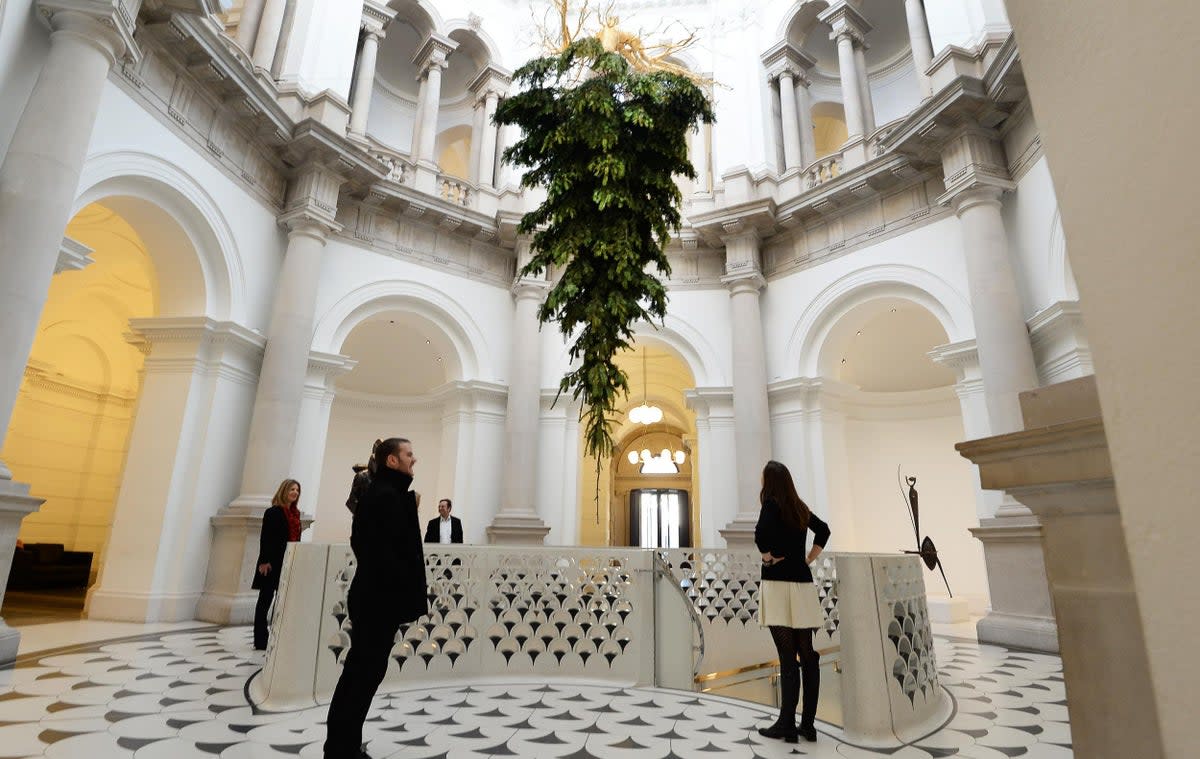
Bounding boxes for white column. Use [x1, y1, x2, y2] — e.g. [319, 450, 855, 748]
[476, 91, 501, 187]
[775, 69, 804, 171]
[951, 187, 1039, 437]
[690, 118, 711, 193]
[412, 36, 456, 166]
[819, 2, 873, 143]
[198, 174, 342, 622]
[854, 42, 876, 134]
[719, 227, 772, 546]
[410, 75, 429, 158]
[0, 487, 41, 663]
[290, 352, 356, 539]
[252, 0, 288, 71]
[88, 318, 264, 622]
[488, 260, 551, 544]
[348, 27, 384, 137]
[235, 0, 266, 53]
[834, 31, 865, 139]
[905, 0, 936, 97]
[0, 4, 134, 484]
[795, 76, 817, 168]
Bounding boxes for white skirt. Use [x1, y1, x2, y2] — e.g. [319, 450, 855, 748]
[758, 580, 824, 629]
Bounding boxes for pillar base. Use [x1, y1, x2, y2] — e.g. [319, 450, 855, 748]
[0, 618, 19, 665]
[486, 514, 550, 545]
[840, 136, 869, 170]
[0, 478, 43, 664]
[718, 518, 758, 549]
[195, 509, 264, 625]
[970, 515, 1058, 653]
[85, 589, 201, 622]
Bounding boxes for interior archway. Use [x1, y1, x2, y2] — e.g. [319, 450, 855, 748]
[2, 202, 165, 622]
[314, 310, 468, 543]
[811, 297, 987, 612]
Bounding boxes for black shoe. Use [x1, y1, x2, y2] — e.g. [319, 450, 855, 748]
[757, 722, 799, 743]
[798, 724, 817, 742]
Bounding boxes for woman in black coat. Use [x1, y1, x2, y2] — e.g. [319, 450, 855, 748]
[252, 478, 302, 650]
[755, 460, 831, 744]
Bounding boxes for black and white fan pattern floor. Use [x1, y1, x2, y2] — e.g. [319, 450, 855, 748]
[0, 628, 1072, 758]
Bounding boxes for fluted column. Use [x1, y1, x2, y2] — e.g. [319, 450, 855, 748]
[762, 41, 817, 172]
[476, 91, 501, 186]
[488, 241, 551, 544]
[412, 34, 456, 166]
[196, 166, 343, 623]
[0, 2, 136, 485]
[719, 226, 772, 547]
[251, 0, 287, 70]
[776, 69, 804, 170]
[235, 0, 266, 53]
[904, 0, 935, 97]
[819, 2, 873, 143]
[348, 26, 384, 137]
[853, 42, 876, 135]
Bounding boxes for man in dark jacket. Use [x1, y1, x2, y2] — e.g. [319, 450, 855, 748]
[324, 438, 427, 759]
[423, 498, 463, 543]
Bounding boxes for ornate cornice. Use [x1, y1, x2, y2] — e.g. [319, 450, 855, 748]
[37, 0, 141, 64]
[412, 33, 457, 73]
[818, 1, 873, 45]
[928, 339, 980, 374]
[468, 63, 513, 99]
[760, 40, 815, 85]
[56, 236, 95, 273]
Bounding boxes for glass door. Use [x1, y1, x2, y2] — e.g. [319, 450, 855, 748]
[629, 489, 691, 548]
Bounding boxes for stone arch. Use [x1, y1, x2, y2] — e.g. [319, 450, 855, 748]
[74, 151, 243, 323]
[443, 19, 503, 66]
[313, 280, 492, 381]
[776, 0, 833, 44]
[387, 0, 442, 36]
[788, 264, 973, 377]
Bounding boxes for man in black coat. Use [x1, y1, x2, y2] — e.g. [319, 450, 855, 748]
[423, 498, 463, 544]
[324, 438, 428, 759]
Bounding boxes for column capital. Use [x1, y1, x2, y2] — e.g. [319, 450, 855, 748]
[281, 163, 345, 232]
[937, 126, 1015, 206]
[56, 236, 95, 273]
[720, 271, 766, 295]
[36, 0, 141, 64]
[413, 32, 457, 74]
[360, 0, 393, 35]
[818, 0, 873, 45]
[512, 276, 551, 301]
[761, 40, 815, 86]
[469, 63, 513, 99]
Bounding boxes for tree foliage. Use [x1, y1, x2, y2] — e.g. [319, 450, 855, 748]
[496, 37, 715, 465]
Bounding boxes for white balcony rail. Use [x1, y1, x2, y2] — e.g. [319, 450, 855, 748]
[251, 545, 948, 745]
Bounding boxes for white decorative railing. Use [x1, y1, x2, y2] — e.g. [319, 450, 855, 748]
[252, 545, 947, 746]
[806, 154, 843, 188]
[439, 175, 472, 206]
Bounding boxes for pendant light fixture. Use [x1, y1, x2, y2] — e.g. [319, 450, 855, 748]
[628, 347, 663, 425]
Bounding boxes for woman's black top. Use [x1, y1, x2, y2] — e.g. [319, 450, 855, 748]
[251, 505, 289, 591]
[754, 497, 831, 584]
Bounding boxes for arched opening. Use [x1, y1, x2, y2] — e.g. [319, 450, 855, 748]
[2, 202, 161, 623]
[811, 297, 987, 614]
[812, 101, 848, 157]
[368, 3, 438, 151]
[314, 310, 470, 544]
[577, 342, 700, 548]
[435, 124, 473, 181]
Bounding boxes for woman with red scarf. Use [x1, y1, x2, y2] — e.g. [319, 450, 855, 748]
[252, 478, 303, 650]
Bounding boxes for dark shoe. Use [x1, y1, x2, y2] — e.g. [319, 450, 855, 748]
[798, 724, 817, 742]
[757, 721, 799, 743]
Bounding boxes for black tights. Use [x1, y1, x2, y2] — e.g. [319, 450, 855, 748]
[769, 625, 820, 729]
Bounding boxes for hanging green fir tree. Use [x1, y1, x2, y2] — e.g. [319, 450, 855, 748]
[495, 36, 714, 475]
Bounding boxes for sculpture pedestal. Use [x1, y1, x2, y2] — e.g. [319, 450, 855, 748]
[970, 514, 1058, 652]
[0, 478, 43, 665]
[486, 514, 550, 545]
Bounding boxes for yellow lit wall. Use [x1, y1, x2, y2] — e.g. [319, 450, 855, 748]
[812, 101, 849, 158]
[2, 203, 157, 581]
[437, 125, 473, 181]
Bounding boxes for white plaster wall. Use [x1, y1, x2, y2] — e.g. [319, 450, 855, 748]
[312, 401, 442, 543]
[83, 84, 285, 331]
[761, 216, 972, 383]
[294, 0, 364, 99]
[868, 60, 923, 128]
[312, 238, 513, 383]
[841, 389, 989, 611]
[924, 0, 1009, 51]
[1002, 156, 1063, 317]
[0, 0, 49, 160]
[367, 86, 416, 153]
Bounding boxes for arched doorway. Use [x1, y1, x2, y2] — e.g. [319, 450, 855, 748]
[810, 297, 988, 613]
[313, 308, 502, 545]
[577, 343, 700, 548]
[1, 203, 157, 622]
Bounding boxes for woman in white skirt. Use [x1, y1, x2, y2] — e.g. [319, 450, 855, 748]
[755, 460, 831, 743]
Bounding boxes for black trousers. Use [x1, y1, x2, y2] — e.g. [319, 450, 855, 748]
[253, 585, 275, 650]
[323, 613, 402, 758]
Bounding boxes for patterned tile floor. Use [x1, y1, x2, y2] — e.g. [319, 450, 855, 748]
[0, 627, 1072, 758]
